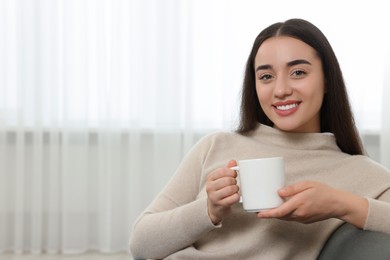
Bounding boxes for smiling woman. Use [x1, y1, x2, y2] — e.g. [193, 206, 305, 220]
[254, 37, 325, 133]
[129, 18, 390, 260]
[0, 0, 389, 256]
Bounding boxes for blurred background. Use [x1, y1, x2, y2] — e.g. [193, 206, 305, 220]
[0, 0, 389, 256]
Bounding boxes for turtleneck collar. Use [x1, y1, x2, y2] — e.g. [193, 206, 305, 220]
[250, 124, 341, 152]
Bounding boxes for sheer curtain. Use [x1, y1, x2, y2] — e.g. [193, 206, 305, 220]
[0, 0, 240, 254]
[382, 47, 390, 169]
[0, 0, 389, 255]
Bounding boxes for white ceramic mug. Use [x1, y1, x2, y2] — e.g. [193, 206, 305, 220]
[231, 157, 285, 212]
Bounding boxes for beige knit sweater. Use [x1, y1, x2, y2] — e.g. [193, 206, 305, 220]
[129, 124, 390, 259]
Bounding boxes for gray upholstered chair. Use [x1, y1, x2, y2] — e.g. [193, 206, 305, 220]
[318, 223, 390, 259]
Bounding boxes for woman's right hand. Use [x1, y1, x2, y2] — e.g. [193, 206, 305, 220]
[206, 160, 240, 225]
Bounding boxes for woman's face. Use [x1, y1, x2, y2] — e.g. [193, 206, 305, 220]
[254, 36, 325, 133]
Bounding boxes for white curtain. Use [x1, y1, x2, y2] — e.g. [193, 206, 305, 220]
[381, 46, 390, 169]
[0, 0, 389, 255]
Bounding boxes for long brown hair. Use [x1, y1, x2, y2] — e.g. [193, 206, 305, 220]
[237, 18, 364, 155]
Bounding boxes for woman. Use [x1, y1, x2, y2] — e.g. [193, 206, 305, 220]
[129, 18, 390, 259]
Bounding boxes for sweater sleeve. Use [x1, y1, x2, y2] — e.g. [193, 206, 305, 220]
[363, 189, 390, 233]
[129, 134, 220, 259]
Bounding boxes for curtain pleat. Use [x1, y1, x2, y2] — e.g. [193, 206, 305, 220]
[381, 49, 390, 169]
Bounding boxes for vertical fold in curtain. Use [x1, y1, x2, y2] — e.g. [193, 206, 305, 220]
[381, 48, 390, 169]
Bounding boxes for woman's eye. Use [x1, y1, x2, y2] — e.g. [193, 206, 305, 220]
[258, 74, 273, 81]
[292, 70, 306, 77]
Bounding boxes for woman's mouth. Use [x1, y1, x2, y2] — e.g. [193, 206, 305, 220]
[275, 103, 299, 111]
[272, 101, 300, 116]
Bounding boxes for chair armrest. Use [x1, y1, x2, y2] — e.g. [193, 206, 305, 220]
[318, 223, 390, 260]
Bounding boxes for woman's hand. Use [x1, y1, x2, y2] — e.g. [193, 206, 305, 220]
[257, 181, 368, 228]
[206, 160, 240, 225]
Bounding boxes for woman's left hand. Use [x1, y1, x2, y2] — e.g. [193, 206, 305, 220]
[257, 181, 368, 228]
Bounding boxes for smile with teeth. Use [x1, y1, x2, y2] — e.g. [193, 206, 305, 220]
[275, 103, 299, 111]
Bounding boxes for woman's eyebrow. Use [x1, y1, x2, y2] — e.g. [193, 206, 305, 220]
[255, 64, 272, 72]
[255, 59, 311, 72]
[287, 59, 312, 67]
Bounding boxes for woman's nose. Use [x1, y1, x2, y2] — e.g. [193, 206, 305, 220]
[274, 77, 293, 98]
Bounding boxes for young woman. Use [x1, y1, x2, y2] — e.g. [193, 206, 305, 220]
[129, 18, 390, 259]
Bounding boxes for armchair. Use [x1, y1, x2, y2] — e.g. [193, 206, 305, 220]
[318, 222, 390, 259]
